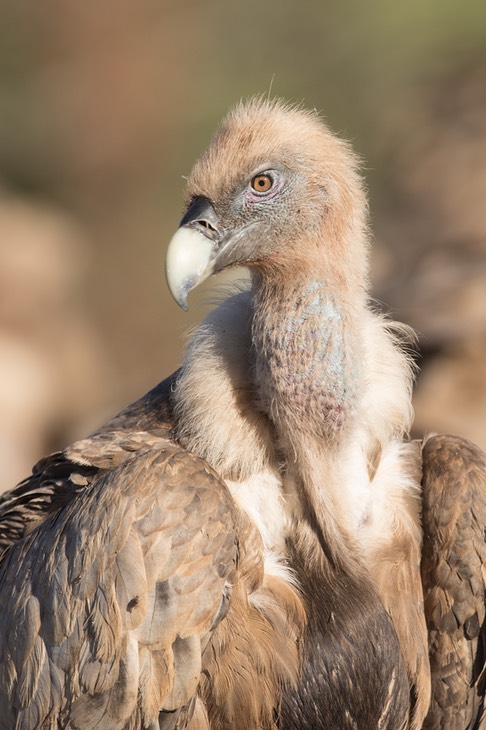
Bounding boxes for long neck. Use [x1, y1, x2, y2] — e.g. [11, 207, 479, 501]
[251, 266, 365, 562]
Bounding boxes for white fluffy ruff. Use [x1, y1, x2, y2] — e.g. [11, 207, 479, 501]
[173, 291, 419, 572]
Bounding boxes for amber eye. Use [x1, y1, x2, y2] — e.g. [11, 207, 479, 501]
[251, 174, 273, 193]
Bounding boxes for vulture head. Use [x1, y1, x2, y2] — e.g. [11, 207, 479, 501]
[166, 98, 369, 310]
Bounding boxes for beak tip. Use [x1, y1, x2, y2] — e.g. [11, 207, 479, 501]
[165, 270, 189, 311]
[179, 296, 189, 312]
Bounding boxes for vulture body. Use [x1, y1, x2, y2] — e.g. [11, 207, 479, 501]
[1, 99, 486, 729]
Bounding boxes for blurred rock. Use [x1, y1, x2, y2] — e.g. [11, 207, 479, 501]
[0, 193, 116, 492]
[374, 62, 486, 449]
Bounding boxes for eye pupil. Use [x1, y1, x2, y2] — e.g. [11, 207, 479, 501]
[251, 174, 273, 193]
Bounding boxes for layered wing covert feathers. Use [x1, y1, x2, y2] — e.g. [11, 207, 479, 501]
[0, 408, 304, 729]
[0, 434, 237, 728]
[421, 434, 486, 729]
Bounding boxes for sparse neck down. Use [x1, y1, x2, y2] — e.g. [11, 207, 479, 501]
[251, 265, 363, 442]
[250, 263, 365, 557]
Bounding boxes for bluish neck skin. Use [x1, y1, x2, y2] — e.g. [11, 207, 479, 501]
[251, 276, 361, 445]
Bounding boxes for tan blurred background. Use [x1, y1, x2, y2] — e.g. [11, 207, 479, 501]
[0, 0, 485, 491]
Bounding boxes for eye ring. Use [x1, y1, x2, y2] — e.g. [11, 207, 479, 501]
[250, 173, 274, 194]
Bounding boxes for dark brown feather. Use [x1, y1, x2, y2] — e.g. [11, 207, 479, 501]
[421, 434, 486, 729]
[280, 527, 410, 730]
[0, 427, 241, 727]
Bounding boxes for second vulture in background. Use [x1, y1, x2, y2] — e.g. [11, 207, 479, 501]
[0, 98, 485, 730]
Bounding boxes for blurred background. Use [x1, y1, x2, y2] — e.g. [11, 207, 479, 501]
[0, 0, 485, 490]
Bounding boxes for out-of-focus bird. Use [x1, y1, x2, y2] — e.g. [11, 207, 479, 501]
[0, 99, 485, 730]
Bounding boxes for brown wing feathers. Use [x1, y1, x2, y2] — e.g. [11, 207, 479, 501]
[421, 434, 486, 728]
[0, 442, 239, 728]
[0, 431, 305, 729]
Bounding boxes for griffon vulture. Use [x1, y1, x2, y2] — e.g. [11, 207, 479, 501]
[0, 99, 485, 730]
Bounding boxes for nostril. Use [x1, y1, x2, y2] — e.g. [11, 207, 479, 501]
[198, 219, 217, 233]
[179, 196, 220, 241]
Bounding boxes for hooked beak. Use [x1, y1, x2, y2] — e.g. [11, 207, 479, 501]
[166, 196, 257, 310]
[165, 197, 223, 310]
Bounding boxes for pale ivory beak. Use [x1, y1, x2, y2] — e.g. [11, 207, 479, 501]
[165, 226, 216, 310]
